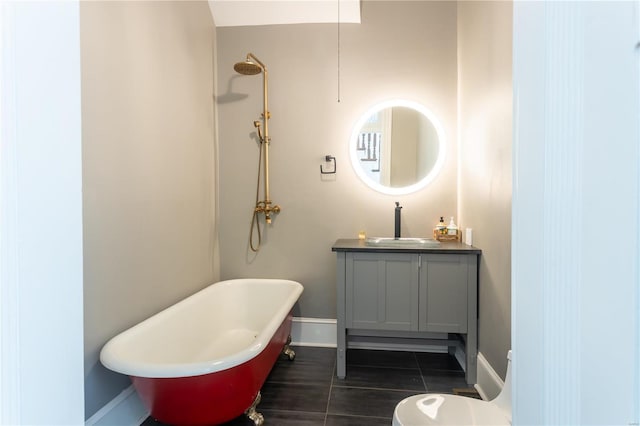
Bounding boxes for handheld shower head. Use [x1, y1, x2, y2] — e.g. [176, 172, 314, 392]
[253, 120, 263, 142]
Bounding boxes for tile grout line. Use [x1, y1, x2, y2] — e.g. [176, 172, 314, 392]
[323, 354, 337, 426]
[415, 351, 429, 392]
[331, 384, 426, 393]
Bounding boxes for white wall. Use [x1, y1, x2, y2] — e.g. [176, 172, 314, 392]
[1, 1, 84, 423]
[217, 1, 458, 318]
[512, 1, 640, 424]
[457, 1, 512, 379]
[80, 1, 218, 419]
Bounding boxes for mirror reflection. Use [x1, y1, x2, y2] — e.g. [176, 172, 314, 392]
[350, 100, 445, 195]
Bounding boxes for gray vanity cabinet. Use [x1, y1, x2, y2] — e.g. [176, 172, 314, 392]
[346, 252, 420, 331]
[333, 239, 480, 385]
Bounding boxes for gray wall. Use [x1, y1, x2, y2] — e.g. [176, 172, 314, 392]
[81, 1, 218, 418]
[217, 1, 458, 318]
[457, 1, 513, 379]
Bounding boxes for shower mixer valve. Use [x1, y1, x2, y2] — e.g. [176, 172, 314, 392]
[254, 202, 281, 224]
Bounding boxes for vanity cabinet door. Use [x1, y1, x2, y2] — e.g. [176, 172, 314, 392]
[419, 254, 469, 333]
[345, 252, 419, 331]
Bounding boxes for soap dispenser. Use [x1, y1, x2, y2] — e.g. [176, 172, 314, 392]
[447, 216, 458, 236]
[436, 217, 447, 235]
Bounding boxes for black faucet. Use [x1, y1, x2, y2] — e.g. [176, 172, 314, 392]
[394, 202, 402, 239]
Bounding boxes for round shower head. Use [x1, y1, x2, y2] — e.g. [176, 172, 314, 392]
[234, 60, 262, 75]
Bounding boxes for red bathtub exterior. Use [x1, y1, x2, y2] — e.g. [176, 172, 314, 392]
[131, 311, 293, 426]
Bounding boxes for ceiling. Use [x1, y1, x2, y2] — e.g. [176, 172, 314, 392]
[208, 0, 361, 27]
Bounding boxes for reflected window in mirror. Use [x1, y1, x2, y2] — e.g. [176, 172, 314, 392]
[350, 100, 446, 195]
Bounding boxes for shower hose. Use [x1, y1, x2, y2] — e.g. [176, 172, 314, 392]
[249, 140, 264, 252]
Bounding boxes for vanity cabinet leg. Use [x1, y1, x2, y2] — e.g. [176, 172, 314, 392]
[336, 252, 347, 379]
[337, 347, 346, 379]
[337, 324, 346, 378]
[466, 338, 477, 385]
[466, 256, 478, 384]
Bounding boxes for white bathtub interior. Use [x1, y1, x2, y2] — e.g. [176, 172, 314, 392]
[100, 279, 303, 378]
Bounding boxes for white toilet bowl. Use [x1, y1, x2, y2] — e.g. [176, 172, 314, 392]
[393, 351, 512, 426]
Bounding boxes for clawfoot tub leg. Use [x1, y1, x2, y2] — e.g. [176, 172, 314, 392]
[245, 392, 264, 426]
[282, 335, 296, 361]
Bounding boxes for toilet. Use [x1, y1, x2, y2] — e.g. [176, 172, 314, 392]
[393, 351, 512, 426]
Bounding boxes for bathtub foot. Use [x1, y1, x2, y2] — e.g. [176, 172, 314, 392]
[245, 392, 264, 426]
[282, 335, 296, 361]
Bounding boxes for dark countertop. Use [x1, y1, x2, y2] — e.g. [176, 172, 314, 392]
[332, 238, 482, 254]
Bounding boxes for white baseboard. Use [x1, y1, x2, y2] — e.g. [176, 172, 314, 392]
[474, 351, 504, 401]
[85, 385, 148, 426]
[290, 317, 337, 347]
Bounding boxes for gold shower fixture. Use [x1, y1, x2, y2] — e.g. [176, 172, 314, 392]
[234, 53, 280, 252]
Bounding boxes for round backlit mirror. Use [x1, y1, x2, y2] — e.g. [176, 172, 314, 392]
[349, 100, 446, 195]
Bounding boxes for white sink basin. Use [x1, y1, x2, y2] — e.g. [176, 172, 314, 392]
[365, 237, 441, 248]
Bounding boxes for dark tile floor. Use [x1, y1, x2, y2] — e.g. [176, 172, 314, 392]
[143, 346, 480, 425]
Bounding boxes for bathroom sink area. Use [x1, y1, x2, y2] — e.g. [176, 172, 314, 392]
[365, 237, 441, 248]
[333, 238, 481, 383]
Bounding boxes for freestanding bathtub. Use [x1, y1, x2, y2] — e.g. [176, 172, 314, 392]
[100, 278, 303, 426]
